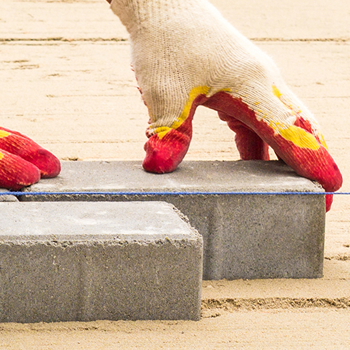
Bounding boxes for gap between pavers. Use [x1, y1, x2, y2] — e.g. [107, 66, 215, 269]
[0, 201, 203, 323]
[21, 160, 326, 280]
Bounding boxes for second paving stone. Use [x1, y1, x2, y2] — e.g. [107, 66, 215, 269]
[0, 201, 202, 322]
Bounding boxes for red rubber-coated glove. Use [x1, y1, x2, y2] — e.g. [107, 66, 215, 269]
[109, 0, 342, 211]
[0, 127, 61, 190]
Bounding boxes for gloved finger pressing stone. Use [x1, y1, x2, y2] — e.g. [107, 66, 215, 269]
[143, 107, 194, 174]
[0, 127, 61, 179]
[0, 148, 41, 190]
[203, 88, 342, 212]
[142, 85, 207, 174]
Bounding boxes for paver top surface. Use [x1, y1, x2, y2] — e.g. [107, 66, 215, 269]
[25, 160, 322, 193]
[0, 201, 196, 241]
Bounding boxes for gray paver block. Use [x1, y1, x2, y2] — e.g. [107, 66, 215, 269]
[0, 201, 203, 323]
[0, 189, 18, 202]
[22, 160, 326, 280]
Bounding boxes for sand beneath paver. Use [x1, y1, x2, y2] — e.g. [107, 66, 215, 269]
[1, 0, 350, 348]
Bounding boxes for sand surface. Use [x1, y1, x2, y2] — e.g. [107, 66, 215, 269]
[0, 0, 350, 348]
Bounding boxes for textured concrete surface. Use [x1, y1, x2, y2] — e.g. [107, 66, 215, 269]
[22, 160, 326, 280]
[0, 201, 203, 322]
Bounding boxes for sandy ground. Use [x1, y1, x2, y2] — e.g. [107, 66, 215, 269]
[0, 0, 350, 348]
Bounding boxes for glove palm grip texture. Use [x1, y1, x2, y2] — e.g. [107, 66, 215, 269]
[110, 0, 342, 211]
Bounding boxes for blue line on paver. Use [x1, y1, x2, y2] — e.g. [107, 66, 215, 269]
[0, 191, 350, 196]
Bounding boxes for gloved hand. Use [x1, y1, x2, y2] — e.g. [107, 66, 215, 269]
[109, 0, 342, 211]
[0, 127, 60, 190]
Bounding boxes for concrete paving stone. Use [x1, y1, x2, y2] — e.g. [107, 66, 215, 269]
[0, 201, 203, 323]
[0, 189, 18, 202]
[22, 160, 326, 280]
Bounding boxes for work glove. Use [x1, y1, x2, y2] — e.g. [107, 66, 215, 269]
[0, 127, 60, 190]
[109, 0, 342, 211]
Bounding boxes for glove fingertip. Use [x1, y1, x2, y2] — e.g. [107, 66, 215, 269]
[35, 148, 61, 179]
[0, 150, 41, 190]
